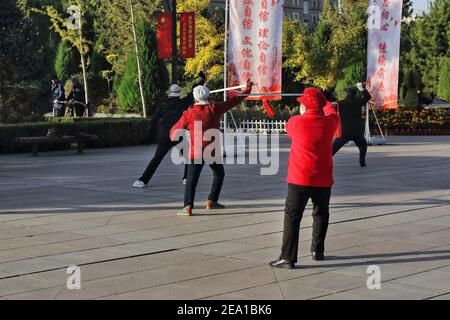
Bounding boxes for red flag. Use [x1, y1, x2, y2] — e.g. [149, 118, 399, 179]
[157, 13, 172, 59]
[180, 12, 196, 59]
[262, 100, 276, 118]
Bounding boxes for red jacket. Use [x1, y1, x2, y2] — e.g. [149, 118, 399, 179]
[286, 102, 339, 187]
[170, 95, 248, 160]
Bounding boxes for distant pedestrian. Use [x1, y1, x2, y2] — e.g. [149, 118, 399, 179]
[270, 88, 339, 269]
[51, 76, 65, 117]
[67, 79, 86, 117]
[332, 83, 372, 167]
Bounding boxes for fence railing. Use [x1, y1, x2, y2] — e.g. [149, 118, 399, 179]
[220, 119, 287, 134]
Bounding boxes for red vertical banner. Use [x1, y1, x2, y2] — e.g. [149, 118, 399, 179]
[180, 12, 196, 59]
[157, 13, 173, 59]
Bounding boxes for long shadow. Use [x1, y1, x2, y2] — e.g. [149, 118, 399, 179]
[296, 249, 450, 269]
[0, 154, 449, 216]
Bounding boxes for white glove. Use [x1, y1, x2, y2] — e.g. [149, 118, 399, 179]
[356, 83, 365, 92]
[53, 100, 58, 104]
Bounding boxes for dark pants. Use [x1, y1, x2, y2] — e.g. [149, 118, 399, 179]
[53, 106, 65, 117]
[184, 162, 225, 208]
[281, 184, 332, 263]
[332, 135, 367, 164]
[140, 139, 188, 184]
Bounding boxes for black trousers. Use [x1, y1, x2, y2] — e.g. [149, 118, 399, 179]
[184, 162, 225, 208]
[140, 138, 188, 184]
[281, 184, 332, 263]
[332, 135, 367, 163]
[53, 106, 65, 117]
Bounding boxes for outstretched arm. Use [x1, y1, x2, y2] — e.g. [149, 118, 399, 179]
[213, 80, 253, 114]
[361, 90, 372, 105]
[323, 101, 340, 129]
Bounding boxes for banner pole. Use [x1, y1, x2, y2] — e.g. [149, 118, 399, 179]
[364, 103, 371, 143]
[223, 0, 229, 157]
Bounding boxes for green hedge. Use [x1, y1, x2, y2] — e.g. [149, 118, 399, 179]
[0, 119, 159, 154]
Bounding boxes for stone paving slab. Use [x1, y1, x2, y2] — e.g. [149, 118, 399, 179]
[0, 136, 449, 300]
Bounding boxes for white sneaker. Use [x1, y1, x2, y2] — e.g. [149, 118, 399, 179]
[132, 180, 146, 188]
[182, 179, 187, 185]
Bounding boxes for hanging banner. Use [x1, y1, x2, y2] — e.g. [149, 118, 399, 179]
[180, 12, 196, 59]
[228, 0, 283, 100]
[366, 0, 403, 109]
[157, 13, 173, 59]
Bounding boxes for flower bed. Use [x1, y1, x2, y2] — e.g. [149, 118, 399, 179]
[369, 108, 450, 136]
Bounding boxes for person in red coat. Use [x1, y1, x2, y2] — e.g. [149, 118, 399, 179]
[270, 88, 339, 269]
[170, 80, 252, 216]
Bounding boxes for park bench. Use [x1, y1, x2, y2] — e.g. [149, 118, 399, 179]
[16, 133, 98, 156]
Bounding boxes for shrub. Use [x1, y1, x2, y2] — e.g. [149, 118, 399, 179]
[0, 119, 160, 154]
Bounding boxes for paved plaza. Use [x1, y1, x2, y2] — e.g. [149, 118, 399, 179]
[0, 135, 449, 300]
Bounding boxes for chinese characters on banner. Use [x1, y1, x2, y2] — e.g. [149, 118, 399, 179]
[157, 13, 173, 59]
[180, 12, 196, 59]
[228, 0, 283, 100]
[366, 0, 403, 109]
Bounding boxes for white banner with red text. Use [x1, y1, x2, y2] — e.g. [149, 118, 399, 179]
[366, 0, 403, 109]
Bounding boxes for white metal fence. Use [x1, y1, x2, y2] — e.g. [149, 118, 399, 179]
[221, 120, 287, 134]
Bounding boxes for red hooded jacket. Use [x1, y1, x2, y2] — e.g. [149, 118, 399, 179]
[170, 84, 251, 160]
[286, 88, 339, 187]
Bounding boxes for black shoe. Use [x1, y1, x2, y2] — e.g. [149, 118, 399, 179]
[312, 252, 325, 261]
[269, 257, 294, 269]
[360, 161, 367, 167]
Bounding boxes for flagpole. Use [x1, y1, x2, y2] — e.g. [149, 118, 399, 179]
[223, 0, 229, 157]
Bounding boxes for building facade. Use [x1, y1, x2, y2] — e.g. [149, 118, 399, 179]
[209, 0, 339, 28]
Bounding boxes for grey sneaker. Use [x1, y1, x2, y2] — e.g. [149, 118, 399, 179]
[176, 206, 192, 217]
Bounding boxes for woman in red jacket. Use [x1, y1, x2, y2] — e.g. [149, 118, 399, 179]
[270, 88, 339, 269]
[170, 80, 252, 216]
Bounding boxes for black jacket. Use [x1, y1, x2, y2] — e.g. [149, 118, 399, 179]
[148, 93, 195, 140]
[148, 74, 206, 140]
[52, 82, 65, 107]
[338, 90, 371, 137]
[67, 84, 85, 103]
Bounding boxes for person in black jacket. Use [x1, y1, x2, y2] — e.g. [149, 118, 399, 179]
[133, 74, 206, 188]
[332, 83, 372, 167]
[51, 76, 65, 117]
[67, 80, 86, 117]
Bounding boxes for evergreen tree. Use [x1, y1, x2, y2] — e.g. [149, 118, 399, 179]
[407, 0, 450, 96]
[0, 0, 49, 123]
[335, 62, 366, 99]
[54, 40, 79, 83]
[403, 69, 420, 110]
[117, 19, 168, 114]
[437, 58, 450, 102]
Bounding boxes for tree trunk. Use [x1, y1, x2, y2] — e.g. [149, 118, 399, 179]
[79, 21, 89, 110]
[129, 0, 147, 118]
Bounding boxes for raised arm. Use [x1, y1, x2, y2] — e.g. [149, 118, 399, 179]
[323, 101, 339, 128]
[361, 90, 371, 105]
[213, 80, 253, 114]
